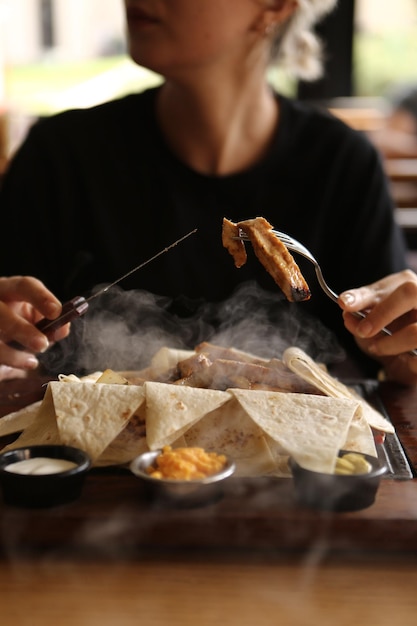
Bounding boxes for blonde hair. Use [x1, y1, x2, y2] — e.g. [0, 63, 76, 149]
[270, 0, 338, 81]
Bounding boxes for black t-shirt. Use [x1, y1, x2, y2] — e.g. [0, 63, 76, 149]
[0, 87, 408, 374]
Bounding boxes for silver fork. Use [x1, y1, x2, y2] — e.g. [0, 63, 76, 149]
[237, 228, 417, 357]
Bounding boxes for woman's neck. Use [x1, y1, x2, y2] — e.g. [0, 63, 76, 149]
[156, 75, 279, 176]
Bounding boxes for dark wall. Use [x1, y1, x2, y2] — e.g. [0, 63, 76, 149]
[297, 0, 356, 101]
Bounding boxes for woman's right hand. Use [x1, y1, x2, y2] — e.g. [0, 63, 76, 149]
[0, 276, 70, 380]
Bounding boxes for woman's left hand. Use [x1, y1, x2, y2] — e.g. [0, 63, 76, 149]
[339, 269, 417, 385]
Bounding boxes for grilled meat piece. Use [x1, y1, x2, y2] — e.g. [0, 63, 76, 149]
[222, 217, 247, 268]
[223, 216, 311, 302]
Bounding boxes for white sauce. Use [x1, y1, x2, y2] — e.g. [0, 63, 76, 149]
[5, 457, 78, 475]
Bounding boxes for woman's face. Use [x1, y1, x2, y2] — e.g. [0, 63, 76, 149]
[123, 0, 272, 78]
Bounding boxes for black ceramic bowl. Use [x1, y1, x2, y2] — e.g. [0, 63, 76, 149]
[0, 445, 91, 508]
[130, 449, 236, 508]
[289, 450, 388, 512]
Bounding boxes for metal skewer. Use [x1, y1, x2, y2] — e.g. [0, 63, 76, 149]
[8, 228, 198, 351]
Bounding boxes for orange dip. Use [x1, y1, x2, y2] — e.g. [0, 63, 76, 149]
[147, 446, 227, 480]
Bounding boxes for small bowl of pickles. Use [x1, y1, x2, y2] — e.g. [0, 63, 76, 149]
[289, 450, 388, 512]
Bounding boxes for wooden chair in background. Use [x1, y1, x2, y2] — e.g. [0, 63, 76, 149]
[329, 103, 417, 253]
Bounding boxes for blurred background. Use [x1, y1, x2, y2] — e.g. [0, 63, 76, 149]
[0, 0, 161, 156]
[0, 1, 416, 109]
[0, 0, 417, 176]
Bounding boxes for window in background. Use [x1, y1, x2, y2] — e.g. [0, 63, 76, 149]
[354, 0, 417, 98]
[3, 1, 417, 107]
[0, 0, 161, 156]
[3, 0, 417, 153]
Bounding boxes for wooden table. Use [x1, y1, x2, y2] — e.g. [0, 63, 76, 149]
[0, 376, 417, 625]
[1, 553, 417, 626]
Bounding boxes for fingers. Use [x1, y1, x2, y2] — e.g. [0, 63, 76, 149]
[0, 276, 65, 370]
[339, 270, 417, 360]
[0, 301, 50, 352]
[0, 322, 71, 374]
[0, 276, 61, 319]
[0, 342, 41, 373]
[0, 365, 32, 382]
[340, 270, 417, 319]
[343, 310, 417, 356]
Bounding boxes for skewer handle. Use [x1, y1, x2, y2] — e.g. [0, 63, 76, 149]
[35, 296, 89, 333]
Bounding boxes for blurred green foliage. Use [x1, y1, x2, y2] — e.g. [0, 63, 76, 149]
[354, 31, 417, 96]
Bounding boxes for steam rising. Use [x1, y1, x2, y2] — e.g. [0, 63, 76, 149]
[1, 283, 387, 568]
[39, 281, 344, 375]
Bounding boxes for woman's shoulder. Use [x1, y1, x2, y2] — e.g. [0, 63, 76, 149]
[279, 94, 375, 149]
[31, 86, 160, 138]
[276, 93, 382, 171]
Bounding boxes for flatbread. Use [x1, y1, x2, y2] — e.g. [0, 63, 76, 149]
[0, 343, 384, 473]
[1, 386, 60, 452]
[230, 389, 362, 473]
[283, 347, 394, 434]
[50, 381, 145, 461]
[344, 406, 377, 457]
[0, 400, 41, 437]
[183, 397, 277, 476]
[144, 381, 231, 450]
[58, 372, 103, 383]
[0, 371, 103, 440]
[263, 434, 293, 476]
[96, 405, 148, 467]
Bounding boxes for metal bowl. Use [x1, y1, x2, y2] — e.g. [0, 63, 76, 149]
[289, 449, 388, 512]
[0, 444, 91, 508]
[130, 449, 236, 508]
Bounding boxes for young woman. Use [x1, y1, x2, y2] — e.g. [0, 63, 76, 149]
[0, 0, 417, 385]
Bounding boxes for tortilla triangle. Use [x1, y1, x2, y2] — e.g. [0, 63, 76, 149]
[1, 386, 60, 452]
[144, 381, 231, 450]
[283, 347, 394, 434]
[50, 381, 145, 461]
[183, 397, 277, 476]
[96, 404, 148, 466]
[0, 400, 42, 437]
[344, 405, 376, 456]
[230, 389, 360, 473]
